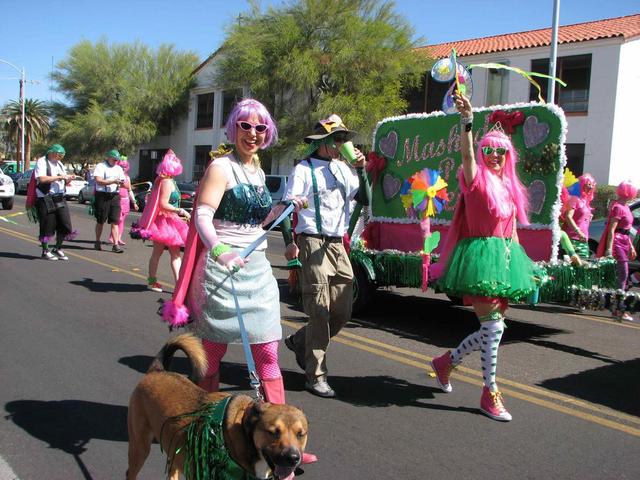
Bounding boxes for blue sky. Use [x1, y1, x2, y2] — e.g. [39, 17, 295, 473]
[0, 0, 637, 106]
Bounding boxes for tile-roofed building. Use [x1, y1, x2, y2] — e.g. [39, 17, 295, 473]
[416, 14, 640, 59]
[405, 14, 640, 186]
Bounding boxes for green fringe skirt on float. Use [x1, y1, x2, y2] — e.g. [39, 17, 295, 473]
[438, 236, 541, 301]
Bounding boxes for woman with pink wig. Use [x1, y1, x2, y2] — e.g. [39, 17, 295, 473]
[597, 180, 638, 321]
[130, 149, 190, 292]
[561, 173, 596, 262]
[160, 98, 316, 465]
[430, 94, 539, 422]
[108, 156, 138, 246]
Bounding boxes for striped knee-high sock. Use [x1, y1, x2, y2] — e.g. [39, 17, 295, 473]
[450, 330, 482, 365]
[479, 318, 505, 391]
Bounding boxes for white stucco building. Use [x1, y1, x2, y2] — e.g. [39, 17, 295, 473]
[130, 14, 639, 186]
[413, 14, 640, 186]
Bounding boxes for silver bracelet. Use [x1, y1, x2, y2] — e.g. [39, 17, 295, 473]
[460, 114, 474, 125]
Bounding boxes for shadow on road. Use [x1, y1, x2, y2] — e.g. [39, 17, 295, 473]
[119, 354, 192, 375]
[70, 277, 149, 293]
[4, 399, 128, 480]
[539, 358, 640, 417]
[0, 251, 40, 260]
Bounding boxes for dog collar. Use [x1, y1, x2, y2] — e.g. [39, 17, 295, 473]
[176, 396, 268, 480]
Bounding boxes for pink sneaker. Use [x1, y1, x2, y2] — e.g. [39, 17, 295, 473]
[430, 351, 454, 393]
[480, 386, 512, 422]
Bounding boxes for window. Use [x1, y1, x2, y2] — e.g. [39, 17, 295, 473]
[193, 145, 212, 181]
[425, 74, 452, 113]
[221, 88, 244, 127]
[196, 93, 214, 129]
[404, 74, 427, 113]
[530, 54, 591, 113]
[565, 143, 585, 176]
[486, 61, 509, 106]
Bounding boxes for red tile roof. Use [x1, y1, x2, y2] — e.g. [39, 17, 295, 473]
[416, 14, 640, 59]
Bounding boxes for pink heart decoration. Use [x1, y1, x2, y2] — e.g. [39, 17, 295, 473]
[379, 131, 398, 159]
[382, 173, 401, 201]
[528, 179, 546, 215]
[523, 116, 549, 148]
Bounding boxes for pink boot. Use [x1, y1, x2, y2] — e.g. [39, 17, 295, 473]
[430, 351, 454, 393]
[261, 377, 318, 465]
[479, 386, 512, 422]
[197, 372, 220, 393]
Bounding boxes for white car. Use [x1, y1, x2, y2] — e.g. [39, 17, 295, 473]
[65, 178, 88, 199]
[0, 170, 15, 210]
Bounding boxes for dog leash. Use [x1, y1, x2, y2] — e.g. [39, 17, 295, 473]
[229, 202, 296, 402]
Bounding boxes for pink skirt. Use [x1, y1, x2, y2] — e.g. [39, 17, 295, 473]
[146, 212, 188, 247]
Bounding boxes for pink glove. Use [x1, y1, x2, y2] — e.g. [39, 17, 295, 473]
[194, 204, 219, 249]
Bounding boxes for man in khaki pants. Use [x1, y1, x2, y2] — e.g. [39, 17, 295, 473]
[283, 114, 370, 397]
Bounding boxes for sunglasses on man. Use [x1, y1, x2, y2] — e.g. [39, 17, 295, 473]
[482, 146, 507, 156]
[237, 121, 269, 133]
[332, 133, 349, 143]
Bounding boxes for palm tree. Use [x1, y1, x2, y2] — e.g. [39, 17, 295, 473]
[2, 99, 50, 171]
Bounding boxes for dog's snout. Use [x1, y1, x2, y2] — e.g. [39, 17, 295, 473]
[276, 447, 301, 467]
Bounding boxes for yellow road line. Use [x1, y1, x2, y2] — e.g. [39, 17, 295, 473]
[6, 211, 25, 217]
[565, 312, 640, 330]
[3, 224, 639, 436]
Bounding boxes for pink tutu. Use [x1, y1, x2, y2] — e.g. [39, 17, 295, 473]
[146, 212, 188, 247]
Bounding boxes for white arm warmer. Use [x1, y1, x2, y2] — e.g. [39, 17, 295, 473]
[194, 204, 220, 250]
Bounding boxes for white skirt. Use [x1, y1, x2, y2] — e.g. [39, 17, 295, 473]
[187, 248, 282, 344]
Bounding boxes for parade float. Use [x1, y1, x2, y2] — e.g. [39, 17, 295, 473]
[347, 53, 631, 315]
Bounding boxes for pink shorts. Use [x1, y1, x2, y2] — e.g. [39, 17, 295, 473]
[463, 295, 508, 311]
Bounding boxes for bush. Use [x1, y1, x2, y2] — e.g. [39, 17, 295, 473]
[592, 185, 618, 219]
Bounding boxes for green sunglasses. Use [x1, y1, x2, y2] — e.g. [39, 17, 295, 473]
[482, 146, 507, 156]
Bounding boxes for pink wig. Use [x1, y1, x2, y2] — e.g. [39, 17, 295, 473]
[616, 180, 638, 201]
[476, 130, 530, 225]
[578, 173, 596, 204]
[118, 160, 130, 173]
[225, 98, 278, 149]
[156, 149, 183, 177]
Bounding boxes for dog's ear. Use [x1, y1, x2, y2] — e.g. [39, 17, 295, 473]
[242, 401, 267, 437]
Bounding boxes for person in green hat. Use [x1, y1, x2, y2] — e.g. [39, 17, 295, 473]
[33, 144, 77, 260]
[93, 149, 126, 253]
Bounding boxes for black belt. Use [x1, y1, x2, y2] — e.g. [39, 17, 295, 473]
[615, 228, 630, 235]
[299, 232, 343, 243]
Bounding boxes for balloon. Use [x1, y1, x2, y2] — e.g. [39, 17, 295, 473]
[442, 64, 473, 114]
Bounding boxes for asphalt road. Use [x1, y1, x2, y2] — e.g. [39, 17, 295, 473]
[1, 196, 639, 480]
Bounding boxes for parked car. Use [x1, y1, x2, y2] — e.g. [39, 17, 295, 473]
[133, 181, 153, 210]
[15, 169, 34, 194]
[78, 179, 96, 204]
[0, 170, 15, 209]
[265, 175, 288, 203]
[65, 178, 88, 199]
[6, 171, 23, 189]
[589, 199, 639, 273]
[176, 182, 197, 212]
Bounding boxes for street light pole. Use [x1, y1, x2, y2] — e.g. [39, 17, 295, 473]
[0, 58, 26, 172]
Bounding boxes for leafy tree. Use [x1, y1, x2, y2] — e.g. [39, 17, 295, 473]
[50, 39, 199, 161]
[215, 0, 431, 158]
[2, 99, 50, 171]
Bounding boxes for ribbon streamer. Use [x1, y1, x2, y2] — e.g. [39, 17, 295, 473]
[468, 62, 566, 103]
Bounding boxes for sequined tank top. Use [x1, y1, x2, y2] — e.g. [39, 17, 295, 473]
[214, 160, 272, 226]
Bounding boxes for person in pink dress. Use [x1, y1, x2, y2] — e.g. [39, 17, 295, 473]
[560, 173, 596, 263]
[130, 150, 190, 292]
[597, 180, 638, 321]
[430, 94, 539, 422]
[109, 157, 138, 246]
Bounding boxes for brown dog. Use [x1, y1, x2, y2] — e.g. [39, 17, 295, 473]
[126, 334, 308, 480]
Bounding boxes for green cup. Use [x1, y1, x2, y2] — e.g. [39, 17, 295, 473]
[339, 141, 358, 164]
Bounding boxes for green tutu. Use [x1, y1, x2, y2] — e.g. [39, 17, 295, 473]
[438, 236, 541, 301]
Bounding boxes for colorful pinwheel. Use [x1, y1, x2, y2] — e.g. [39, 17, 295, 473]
[400, 168, 449, 219]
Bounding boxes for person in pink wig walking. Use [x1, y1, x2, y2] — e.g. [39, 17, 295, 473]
[597, 180, 638, 321]
[130, 150, 190, 292]
[430, 94, 540, 422]
[109, 156, 138, 246]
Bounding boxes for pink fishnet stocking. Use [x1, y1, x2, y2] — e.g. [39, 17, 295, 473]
[201, 339, 281, 380]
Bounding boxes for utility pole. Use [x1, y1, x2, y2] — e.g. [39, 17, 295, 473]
[548, 0, 561, 103]
[0, 59, 26, 172]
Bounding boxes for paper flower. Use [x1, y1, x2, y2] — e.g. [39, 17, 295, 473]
[563, 167, 580, 197]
